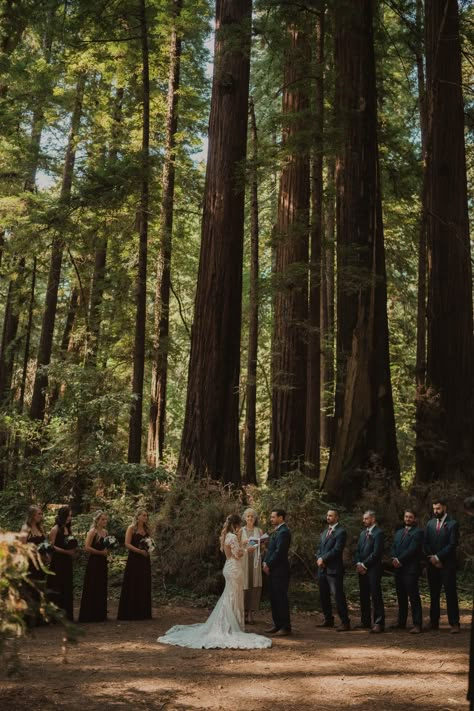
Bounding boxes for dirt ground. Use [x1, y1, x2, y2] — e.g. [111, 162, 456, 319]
[1, 604, 471, 711]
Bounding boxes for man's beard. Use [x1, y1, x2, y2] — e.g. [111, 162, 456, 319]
[435, 511, 445, 519]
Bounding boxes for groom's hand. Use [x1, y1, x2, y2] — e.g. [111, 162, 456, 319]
[262, 562, 270, 575]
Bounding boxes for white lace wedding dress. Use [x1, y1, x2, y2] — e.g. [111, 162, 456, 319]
[157, 532, 272, 649]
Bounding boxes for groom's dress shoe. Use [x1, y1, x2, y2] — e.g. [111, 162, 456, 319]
[264, 627, 279, 634]
[273, 628, 291, 637]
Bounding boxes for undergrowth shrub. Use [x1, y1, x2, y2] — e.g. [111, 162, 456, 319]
[152, 473, 474, 597]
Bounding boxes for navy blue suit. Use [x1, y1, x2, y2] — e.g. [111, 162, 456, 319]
[424, 516, 460, 626]
[264, 523, 291, 631]
[354, 526, 385, 627]
[390, 525, 423, 627]
[316, 525, 349, 625]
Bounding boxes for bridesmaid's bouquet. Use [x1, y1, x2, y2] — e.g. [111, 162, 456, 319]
[37, 540, 53, 556]
[64, 535, 79, 550]
[139, 537, 156, 554]
[103, 535, 118, 550]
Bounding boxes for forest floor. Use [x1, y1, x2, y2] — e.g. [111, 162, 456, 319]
[1, 604, 471, 711]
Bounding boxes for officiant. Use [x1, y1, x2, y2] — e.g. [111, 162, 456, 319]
[241, 508, 264, 625]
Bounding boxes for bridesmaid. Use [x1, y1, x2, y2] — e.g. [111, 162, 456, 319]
[49, 505, 76, 621]
[241, 508, 263, 625]
[79, 511, 109, 623]
[20, 504, 46, 548]
[20, 505, 48, 624]
[117, 509, 152, 621]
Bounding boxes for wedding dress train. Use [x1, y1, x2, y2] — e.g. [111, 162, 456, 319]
[157, 533, 272, 649]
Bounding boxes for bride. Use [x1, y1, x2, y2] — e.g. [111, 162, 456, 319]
[157, 514, 272, 649]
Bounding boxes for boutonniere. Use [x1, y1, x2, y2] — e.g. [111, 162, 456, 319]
[443, 522, 448, 529]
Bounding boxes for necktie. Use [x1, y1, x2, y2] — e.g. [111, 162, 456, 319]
[402, 526, 409, 539]
[326, 527, 332, 539]
[365, 529, 370, 541]
[436, 520, 441, 533]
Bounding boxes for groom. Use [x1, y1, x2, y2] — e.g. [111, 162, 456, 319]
[263, 509, 291, 636]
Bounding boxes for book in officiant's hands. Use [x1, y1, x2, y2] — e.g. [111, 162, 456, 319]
[248, 532, 269, 547]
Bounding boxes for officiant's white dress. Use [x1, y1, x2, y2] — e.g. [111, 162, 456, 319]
[157, 532, 272, 649]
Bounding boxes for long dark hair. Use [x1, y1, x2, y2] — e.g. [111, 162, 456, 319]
[55, 505, 72, 534]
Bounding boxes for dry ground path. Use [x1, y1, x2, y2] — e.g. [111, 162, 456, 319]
[1, 605, 471, 711]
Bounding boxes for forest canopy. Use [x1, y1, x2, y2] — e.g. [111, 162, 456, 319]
[0, 0, 473, 516]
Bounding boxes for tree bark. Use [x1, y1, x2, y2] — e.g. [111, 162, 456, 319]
[147, 0, 183, 467]
[128, 0, 150, 463]
[269, 17, 311, 479]
[178, 0, 252, 484]
[322, 0, 399, 503]
[243, 96, 259, 486]
[305, 4, 325, 479]
[417, 0, 474, 481]
[320, 155, 335, 451]
[47, 285, 80, 411]
[18, 257, 36, 412]
[0, 258, 25, 405]
[414, 0, 429, 479]
[29, 73, 85, 421]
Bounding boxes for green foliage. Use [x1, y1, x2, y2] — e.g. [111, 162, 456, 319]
[0, 532, 64, 662]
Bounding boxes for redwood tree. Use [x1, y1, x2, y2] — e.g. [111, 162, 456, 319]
[269, 15, 311, 479]
[128, 0, 150, 463]
[416, 0, 474, 481]
[178, 0, 252, 484]
[305, 4, 325, 479]
[322, 0, 399, 502]
[147, 0, 183, 467]
[243, 96, 259, 485]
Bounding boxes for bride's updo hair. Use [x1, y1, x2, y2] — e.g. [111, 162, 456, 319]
[219, 513, 242, 551]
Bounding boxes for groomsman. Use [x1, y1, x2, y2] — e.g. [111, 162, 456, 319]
[390, 509, 423, 633]
[424, 498, 460, 633]
[263, 509, 292, 636]
[316, 509, 350, 631]
[354, 510, 385, 633]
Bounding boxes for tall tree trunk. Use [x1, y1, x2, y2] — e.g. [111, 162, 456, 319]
[147, 0, 183, 467]
[414, 0, 429, 480]
[320, 155, 335, 451]
[305, 4, 325, 479]
[0, 258, 25, 405]
[48, 286, 80, 411]
[322, 0, 399, 503]
[269, 17, 311, 479]
[128, 0, 150, 463]
[18, 257, 36, 412]
[178, 0, 252, 484]
[86, 237, 107, 366]
[86, 87, 124, 368]
[243, 96, 259, 486]
[29, 73, 85, 421]
[417, 0, 474, 481]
